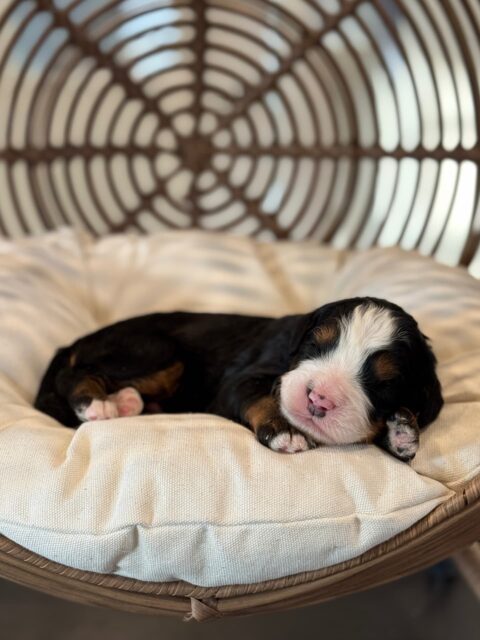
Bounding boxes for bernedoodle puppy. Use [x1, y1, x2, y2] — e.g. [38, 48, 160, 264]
[34, 297, 443, 462]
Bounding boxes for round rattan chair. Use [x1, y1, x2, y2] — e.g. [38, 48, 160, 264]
[0, 0, 479, 621]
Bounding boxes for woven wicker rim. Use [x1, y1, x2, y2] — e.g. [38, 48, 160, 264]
[1, 0, 480, 276]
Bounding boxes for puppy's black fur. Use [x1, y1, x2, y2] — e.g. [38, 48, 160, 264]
[34, 297, 443, 459]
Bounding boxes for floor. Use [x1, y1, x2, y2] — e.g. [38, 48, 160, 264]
[0, 562, 478, 639]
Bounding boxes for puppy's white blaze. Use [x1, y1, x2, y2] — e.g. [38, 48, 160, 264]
[336, 304, 397, 369]
[279, 304, 398, 445]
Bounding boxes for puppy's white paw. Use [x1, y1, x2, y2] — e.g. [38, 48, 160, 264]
[386, 410, 419, 461]
[269, 431, 311, 453]
[83, 399, 119, 421]
[78, 388, 144, 422]
[113, 387, 144, 417]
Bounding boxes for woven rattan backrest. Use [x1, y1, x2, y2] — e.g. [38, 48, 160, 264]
[0, 1, 479, 274]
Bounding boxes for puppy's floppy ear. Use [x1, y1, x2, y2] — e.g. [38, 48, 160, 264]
[417, 371, 443, 428]
[410, 332, 443, 428]
[286, 313, 316, 362]
[253, 312, 315, 374]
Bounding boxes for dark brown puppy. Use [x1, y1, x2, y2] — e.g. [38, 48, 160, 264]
[34, 297, 443, 460]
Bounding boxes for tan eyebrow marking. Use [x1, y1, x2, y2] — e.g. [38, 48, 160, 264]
[373, 352, 398, 380]
[313, 322, 338, 345]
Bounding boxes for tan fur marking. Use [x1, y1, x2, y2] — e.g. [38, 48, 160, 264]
[313, 322, 338, 345]
[69, 351, 77, 367]
[244, 396, 278, 432]
[363, 417, 386, 443]
[373, 352, 398, 380]
[71, 376, 107, 401]
[129, 361, 184, 398]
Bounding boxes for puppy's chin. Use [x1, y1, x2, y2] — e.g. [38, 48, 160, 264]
[279, 368, 373, 445]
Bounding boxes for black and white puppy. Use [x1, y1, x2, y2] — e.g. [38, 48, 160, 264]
[34, 297, 443, 461]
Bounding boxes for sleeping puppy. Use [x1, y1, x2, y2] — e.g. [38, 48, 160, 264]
[34, 297, 443, 461]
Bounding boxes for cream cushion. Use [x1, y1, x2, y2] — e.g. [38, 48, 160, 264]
[0, 229, 478, 587]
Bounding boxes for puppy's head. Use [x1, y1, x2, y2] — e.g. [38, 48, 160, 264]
[279, 297, 443, 446]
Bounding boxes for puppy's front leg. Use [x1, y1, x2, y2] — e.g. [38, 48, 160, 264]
[244, 396, 316, 453]
[211, 373, 316, 453]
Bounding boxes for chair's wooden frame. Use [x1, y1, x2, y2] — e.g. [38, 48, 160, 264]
[0, 475, 478, 621]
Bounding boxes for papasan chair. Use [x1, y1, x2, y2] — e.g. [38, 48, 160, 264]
[0, 0, 479, 622]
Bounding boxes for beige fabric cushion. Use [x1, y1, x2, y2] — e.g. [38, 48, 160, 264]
[0, 228, 477, 586]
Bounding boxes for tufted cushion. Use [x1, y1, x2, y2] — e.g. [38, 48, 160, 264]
[0, 229, 478, 587]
